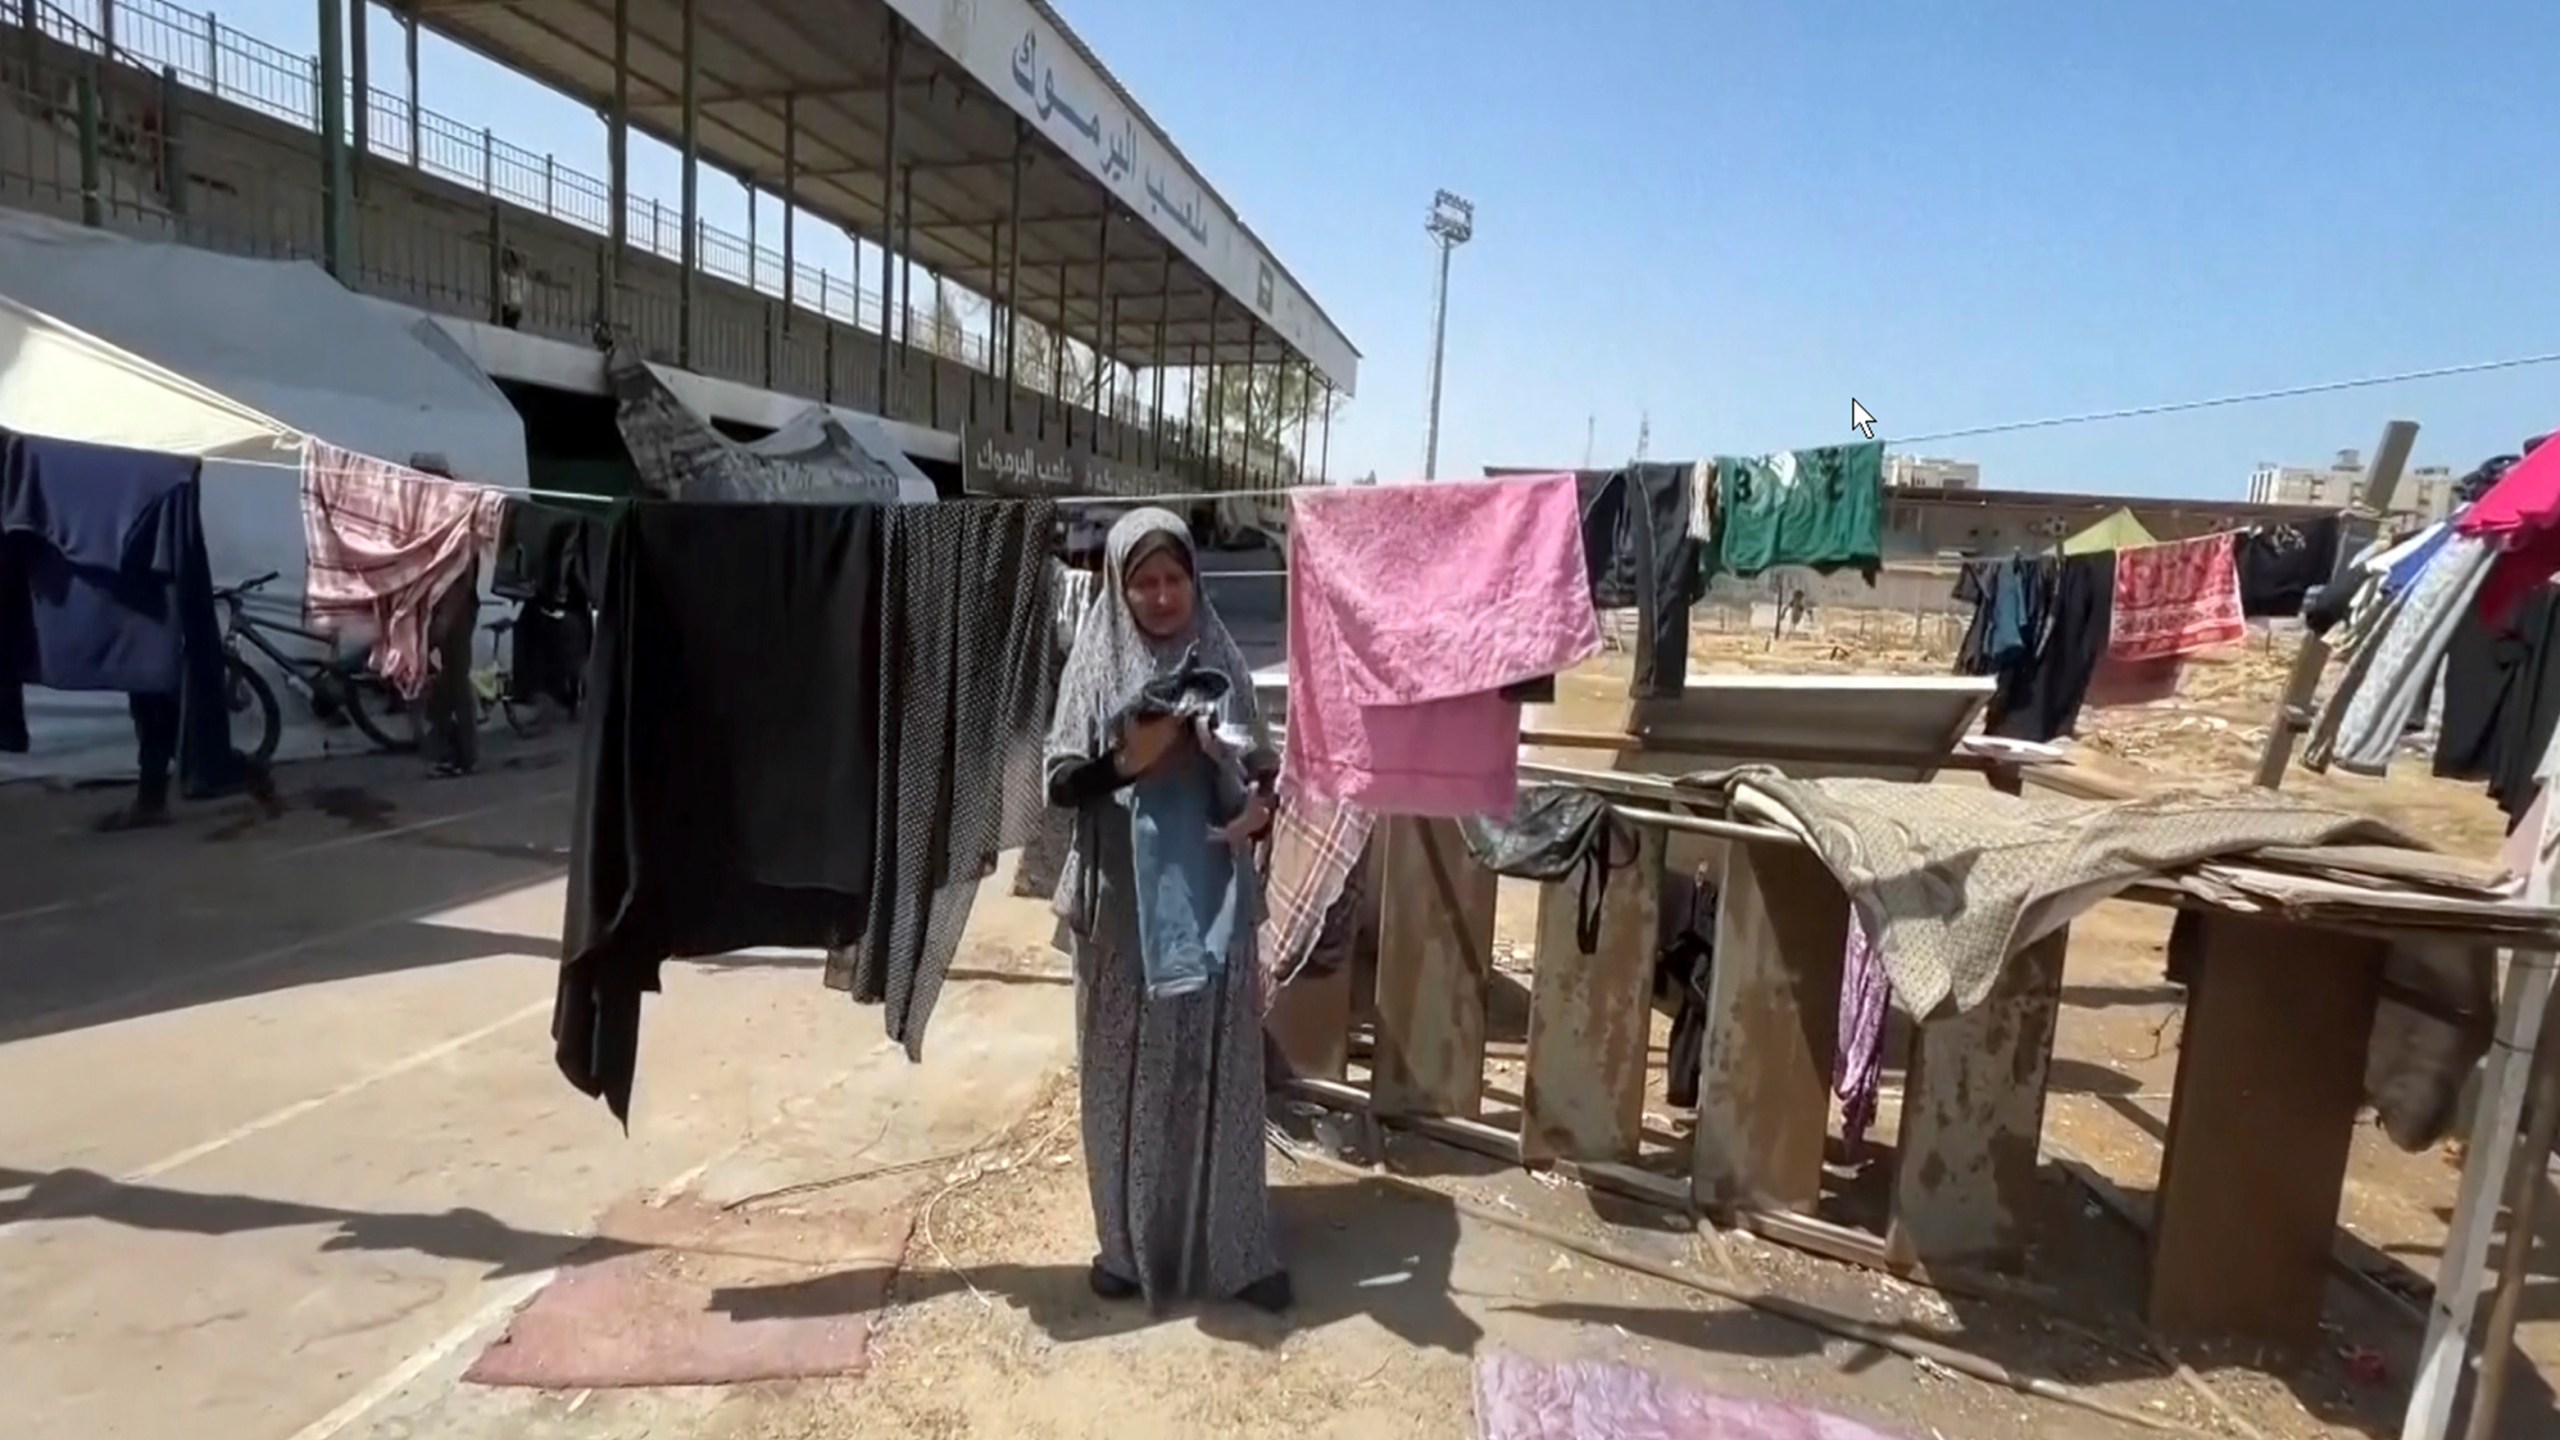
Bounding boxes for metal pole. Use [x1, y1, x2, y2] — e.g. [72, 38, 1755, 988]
[780, 94, 796, 323]
[1088, 209, 1111, 448]
[1150, 256, 1171, 467]
[1051, 261, 1068, 441]
[605, 0, 626, 321]
[74, 59, 102, 227]
[873, 17, 902, 411]
[204, 9, 220, 100]
[1205, 293, 1224, 488]
[2461, 982, 2560, 1440]
[1295, 360, 1312, 483]
[159, 65, 187, 218]
[1002, 120, 1025, 397]
[317, 0, 348, 275]
[402, 4, 418, 161]
[1320, 379, 1333, 482]
[897, 160, 915, 352]
[1241, 325, 1259, 488]
[677, 0, 697, 366]
[99, 0, 113, 56]
[348, 0, 368, 185]
[1184, 341, 1201, 465]
[1422, 238, 1453, 478]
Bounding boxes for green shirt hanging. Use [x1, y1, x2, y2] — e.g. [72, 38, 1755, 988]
[1705, 440, 1885, 581]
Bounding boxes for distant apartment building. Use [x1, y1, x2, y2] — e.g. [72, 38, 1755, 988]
[1885, 454, 1981, 489]
[2248, 448, 2458, 524]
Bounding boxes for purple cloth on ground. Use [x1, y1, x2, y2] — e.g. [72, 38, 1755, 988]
[1474, 1352, 1909, 1440]
[1833, 910, 1888, 1148]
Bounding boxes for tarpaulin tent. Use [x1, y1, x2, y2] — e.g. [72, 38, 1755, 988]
[0, 209, 532, 781]
[2062, 507, 2156, 555]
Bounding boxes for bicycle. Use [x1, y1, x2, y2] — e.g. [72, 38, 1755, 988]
[471, 611, 561, 740]
[214, 571, 413, 765]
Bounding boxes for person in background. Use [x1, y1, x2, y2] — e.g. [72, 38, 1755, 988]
[1042, 507, 1288, 1315]
[497, 247, 528, 331]
[407, 455, 481, 779]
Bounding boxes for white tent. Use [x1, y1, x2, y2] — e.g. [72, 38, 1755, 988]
[0, 210, 533, 782]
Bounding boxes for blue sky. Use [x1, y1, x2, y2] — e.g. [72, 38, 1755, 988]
[213, 1, 2558, 495]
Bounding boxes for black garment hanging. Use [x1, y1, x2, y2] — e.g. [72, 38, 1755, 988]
[2236, 516, 2343, 619]
[557, 501, 888, 1123]
[1987, 551, 2113, 744]
[822, 500, 1059, 1058]
[1576, 463, 1701, 698]
[492, 499, 608, 715]
[2435, 585, 2560, 825]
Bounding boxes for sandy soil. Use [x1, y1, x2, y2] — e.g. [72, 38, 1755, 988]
[364, 611, 2558, 1440]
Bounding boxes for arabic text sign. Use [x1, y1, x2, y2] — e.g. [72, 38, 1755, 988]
[886, 0, 1358, 396]
[962, 424, 1179, 501]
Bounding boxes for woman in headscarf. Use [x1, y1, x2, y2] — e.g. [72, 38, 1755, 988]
[1044, 507, 1289, 1314]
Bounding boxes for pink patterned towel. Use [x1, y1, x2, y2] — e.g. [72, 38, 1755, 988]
[300, 438, 504, 698]
[2108, 532, 2243, 662]
[1474, 1352, 1909, 1440]
[1284, 475, 1599, 817]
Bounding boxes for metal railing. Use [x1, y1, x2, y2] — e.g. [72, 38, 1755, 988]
[6, 0, 1279, 467]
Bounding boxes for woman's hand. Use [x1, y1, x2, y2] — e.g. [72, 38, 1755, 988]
[1218, 791, 1272, 849]
[1113, 712, 1190, 778]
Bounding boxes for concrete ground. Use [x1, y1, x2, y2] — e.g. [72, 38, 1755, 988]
[0, 739, 1073, 1440]
[5, 660, 2552, 1440]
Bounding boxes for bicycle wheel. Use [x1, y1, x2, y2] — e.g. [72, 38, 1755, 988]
[341, 674, 419, 755]
[500, 691, 557, 741]
[225, 654, 282, 767]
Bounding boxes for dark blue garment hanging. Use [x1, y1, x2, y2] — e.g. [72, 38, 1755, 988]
[0, 428, 246, 797]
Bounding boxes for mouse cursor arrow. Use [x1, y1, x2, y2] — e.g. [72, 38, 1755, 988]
[1849, 399, 1879, 440]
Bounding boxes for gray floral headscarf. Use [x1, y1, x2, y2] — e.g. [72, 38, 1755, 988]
[1043, 508, 1270, 928]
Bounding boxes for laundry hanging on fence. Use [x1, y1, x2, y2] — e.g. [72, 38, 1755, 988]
[1982, 551, 2114, 744]
[2458, 431, 2560, 629]
[1702, 440, 1885, 583]
[0, 427, 247, 796]
[1284, 473, 1599, 817]
[1575, 463, 1702, 697]
[491, 499, 610, 715]
[822, 500, 1058, 1056]
[2235, 515, 2342, 619]
[2108, 531, 2245, 662]
[2305, 534, 2496, 776]
[300, 438, 505, 699]
[557, 501, 889, 1123]
[2434, 585, 2560, 825]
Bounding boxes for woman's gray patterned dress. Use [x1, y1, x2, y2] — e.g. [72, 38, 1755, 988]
[1044, 509, 1283, 1308]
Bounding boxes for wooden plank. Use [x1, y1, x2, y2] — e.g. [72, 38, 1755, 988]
[1692, 839, 1850, 1213]
[1369, 816, 1497, 1121]
[2148, 911, 2385, 1354]
[1522, 827, 1664, 1164]
[1265, 961, 1352, 1082]
[1889, 924, 2070, 1267]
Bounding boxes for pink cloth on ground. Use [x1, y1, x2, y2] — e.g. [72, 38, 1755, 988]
[1284, 474, 1600, 817]
[1473, 1352, 1910, 1440]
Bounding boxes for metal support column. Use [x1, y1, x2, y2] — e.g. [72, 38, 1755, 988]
[317, 0, 349, 275]
[780, 94, 796, 323]
[677, 0, 698, 366]
[603, 0, 626, 331]
[873, 17, 903, 411]
[1319, 380, 1334, 482]
[74, 59, 101, 227]
[1087, 209, 1111, 449]
[1149, 257, 1170, 467]
[1052, 261, 1069, 442]
[348, 0, 368, 186]
[403, 3, 419, 161]
[158, 65, 187, 217]
[897, 160, 915, 352]
[1204, 293, 1223, 487]
[1002, 120, 1025, 400]
[1183, 342, 1201, 465]
[1240, 324, 1259, 489]
[1295, 361, 1312, 483]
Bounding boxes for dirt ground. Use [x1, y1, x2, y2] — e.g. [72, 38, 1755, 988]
[456, 611, 2551, 1440]
[16, 607, 2550, 1440]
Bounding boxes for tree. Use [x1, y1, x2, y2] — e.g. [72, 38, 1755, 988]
[1206, 363, 1350, 480]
